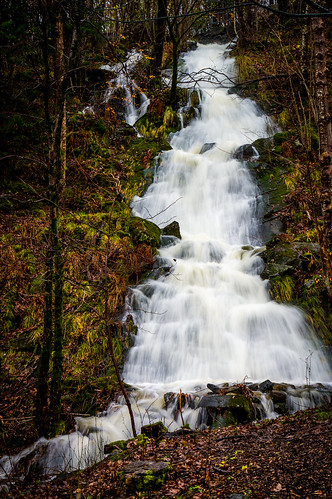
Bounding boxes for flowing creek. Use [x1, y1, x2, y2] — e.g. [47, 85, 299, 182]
[1, 42, 331, 480]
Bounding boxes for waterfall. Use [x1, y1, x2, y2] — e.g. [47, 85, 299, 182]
[101, 50, 150, 125]
[124, 43, 331, 387]
[1, 42, 331, 480]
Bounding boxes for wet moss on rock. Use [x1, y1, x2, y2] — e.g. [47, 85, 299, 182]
[128, 216, 161, 250]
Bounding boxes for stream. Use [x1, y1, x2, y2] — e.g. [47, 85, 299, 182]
[1, 42, 331, 480]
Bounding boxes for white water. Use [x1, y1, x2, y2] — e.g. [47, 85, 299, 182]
[101, 50, 150, 125]
[124, 43, 331, 388]
[1, 43, 331, 480]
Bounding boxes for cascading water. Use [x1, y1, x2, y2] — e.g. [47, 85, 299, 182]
[101, 50, 150, 125]
[1, 42, 331, 480]
[124, 43, 331, 387]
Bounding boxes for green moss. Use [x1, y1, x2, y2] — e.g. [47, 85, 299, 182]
[270, 275, 295, 303]
[118, 461, 172, 493]
[273, 131, 289, 146]
[127, 216, 161, 249]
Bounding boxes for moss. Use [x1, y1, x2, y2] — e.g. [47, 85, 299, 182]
[118, 461, 172, 493]
[136, 105, 180, 139]
[269, 275, 295, 303]
[273, 132, 289, 146]
[127, 216, 161, 250]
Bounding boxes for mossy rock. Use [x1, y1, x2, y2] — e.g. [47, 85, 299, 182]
[141, 421, 167, 440]
[260, 236, 302, 279]
[190, 89, 201, 107]
[128, 216, 161, 249]
[161, 220, 181, 240]
[104, 439, 127, 455]
[210, 409, 237, 429]
[118, 460, 171, 493]
[198, 393, 255, 426]
[251, 137, 273, 161]
[181, 106, 196, 127]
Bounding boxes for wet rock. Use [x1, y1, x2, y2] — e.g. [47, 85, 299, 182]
[198, 393, 255, 427]
[252, 137, 273, 159]
[242, 245, 254, 251]
[260, 235, 305, 281]
[118, 460, 171, 493]
[207, 383, 222, 393]
[160, 235, 178, 247]
[259, 379, 273, 393]
[161, 221, 181, 240]
[187, 40, 198, 51]
[181, 106, 197, 127]
[233, 143, 258, 160]
[164, 392, 175, 408]
[190, 89, 201, 107]
[269, 390, 288, 415]
[200, 142, 216, 154]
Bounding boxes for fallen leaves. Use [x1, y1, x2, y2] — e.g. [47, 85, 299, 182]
[3, 403, 332, 498]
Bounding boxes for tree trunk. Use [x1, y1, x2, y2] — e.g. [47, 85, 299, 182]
[170, 40, 179, 108]
[152, 0, 167, 72]
[36, 2, 68, 435]
[312, 17, 332, 285]
[35, 237, 54, 436]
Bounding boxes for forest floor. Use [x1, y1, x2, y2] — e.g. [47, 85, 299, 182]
[4, 402, 332, 498]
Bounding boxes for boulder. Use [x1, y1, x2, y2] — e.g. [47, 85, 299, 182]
[128, 216, 161, 249]
[233, 143, 258, 160]
[117, 460, 171, 493]
[259, 379, 273, 393]
[161, 221, 181, 240]
[198, 393, 255, 427]
[200, 142, 216, 154]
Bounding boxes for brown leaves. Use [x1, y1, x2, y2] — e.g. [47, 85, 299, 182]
[5, 403, 332, 498]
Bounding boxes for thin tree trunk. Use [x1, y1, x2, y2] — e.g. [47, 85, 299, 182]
[170, 40, 179, 108]
[35, 235, 54, 436]
[50, 220, 64, 429]
[312, 17, 332, 286]
[152, 0, 167, 72]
